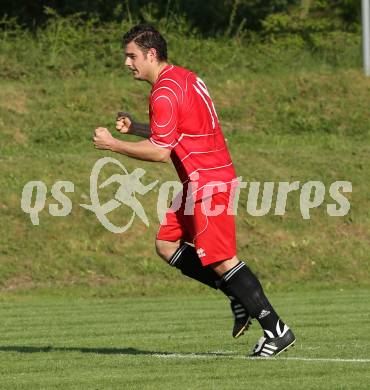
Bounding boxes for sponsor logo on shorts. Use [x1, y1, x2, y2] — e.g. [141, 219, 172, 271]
[196, 248, 206, 258]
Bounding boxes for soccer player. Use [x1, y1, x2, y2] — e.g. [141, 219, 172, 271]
[93, 24, 295, 356]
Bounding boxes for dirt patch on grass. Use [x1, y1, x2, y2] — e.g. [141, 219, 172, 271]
[2, 275, 35, 291]
[0, 83, 29, 144]
[336, 223, 370, 241]
[0, 273, 122, 292]
[0, 83, 28, 114]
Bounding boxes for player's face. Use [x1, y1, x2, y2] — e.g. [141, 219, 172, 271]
[124, 41, 152, 81]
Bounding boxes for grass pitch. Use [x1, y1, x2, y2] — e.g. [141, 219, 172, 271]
[0, 289, 369, 389]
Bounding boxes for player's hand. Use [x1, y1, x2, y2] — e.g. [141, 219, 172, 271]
[116, 112, 132, 134]
[93, 127, 115, 150]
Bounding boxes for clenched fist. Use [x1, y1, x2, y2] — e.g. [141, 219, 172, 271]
[116, 112, 132, 134]
[93, 127, 115, 150]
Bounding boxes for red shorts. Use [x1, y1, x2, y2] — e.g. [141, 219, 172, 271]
[156, 191, 237, 266]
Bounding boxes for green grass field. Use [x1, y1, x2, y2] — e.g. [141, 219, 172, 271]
[0, 289, 369, 389]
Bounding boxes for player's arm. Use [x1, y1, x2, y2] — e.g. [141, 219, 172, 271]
[93, 127, 170, 163]
[116, 112, 151, 138]
[110, 85, 179, 159]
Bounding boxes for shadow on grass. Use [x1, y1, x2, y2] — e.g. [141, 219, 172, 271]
[0, 345, 235, 357]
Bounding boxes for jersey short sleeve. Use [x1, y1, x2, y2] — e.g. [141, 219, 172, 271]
[149, 84, 180, 150]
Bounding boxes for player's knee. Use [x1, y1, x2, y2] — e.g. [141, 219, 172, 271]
[155, 239, 180, 262]
[155, 239, 166, 260]
[209, 256, 239, 276]
[155, 239, 179, 262]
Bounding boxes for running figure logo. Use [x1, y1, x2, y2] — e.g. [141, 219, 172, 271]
[80, 157, 158, 233]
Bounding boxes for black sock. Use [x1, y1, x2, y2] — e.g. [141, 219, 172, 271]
[169, 243, 218, 289]
[220, 261, 287, 338]
[169, 245, 250, 319]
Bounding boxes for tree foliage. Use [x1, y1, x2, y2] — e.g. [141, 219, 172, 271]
[0, 0, 361, 36]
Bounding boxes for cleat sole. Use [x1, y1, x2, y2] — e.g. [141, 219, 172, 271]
[274, 340, 296, 357]
[233, 319, 252, 339]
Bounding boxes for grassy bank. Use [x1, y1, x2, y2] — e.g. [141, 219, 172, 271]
[0, 18, 369, 295]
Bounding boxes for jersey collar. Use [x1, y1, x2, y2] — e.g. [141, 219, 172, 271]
[156, 64, 173, 82]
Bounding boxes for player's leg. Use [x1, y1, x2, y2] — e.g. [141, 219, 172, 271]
[156, 200, 251, 338]
[156, 239, 218, 289]
[210, 258, 295, 357]
[156, 239, 251, 338]
[155, 239, 182, 263]
[188, 192, 253, 337]
[155, 200, 220, 290]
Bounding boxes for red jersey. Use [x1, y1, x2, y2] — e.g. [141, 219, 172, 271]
[149, 65, 237, 200]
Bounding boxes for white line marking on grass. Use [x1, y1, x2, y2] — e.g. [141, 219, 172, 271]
[152, 353, 370, 363]
[278, 357, 370, 363]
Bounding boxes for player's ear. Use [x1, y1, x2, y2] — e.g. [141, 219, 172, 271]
[148, 48, 157, 62]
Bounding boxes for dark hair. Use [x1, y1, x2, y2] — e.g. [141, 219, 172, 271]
[123, 24, 167, 62]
